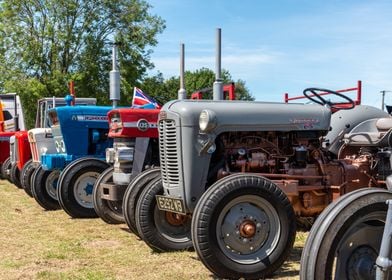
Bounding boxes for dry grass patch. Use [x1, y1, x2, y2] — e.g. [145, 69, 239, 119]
[0, 179, 306, 279]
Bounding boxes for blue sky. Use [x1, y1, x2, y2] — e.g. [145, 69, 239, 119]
[147, 0, 392, 107]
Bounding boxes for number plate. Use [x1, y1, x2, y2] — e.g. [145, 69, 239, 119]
[156, 195, 186, 214]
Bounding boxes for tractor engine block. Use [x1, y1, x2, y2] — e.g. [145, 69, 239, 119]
[213, 131, 382, 217]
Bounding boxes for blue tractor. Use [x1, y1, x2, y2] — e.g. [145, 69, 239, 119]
[31, 100, 112, 218]
[31, 43, 121, 218]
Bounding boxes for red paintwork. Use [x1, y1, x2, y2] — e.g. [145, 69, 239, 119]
[191, 83, 236, 100]
[15, 131, 31, 170]
[0, 131, 14, 164]
[284, 80, 362, 107]
[108, 108, 160, 139]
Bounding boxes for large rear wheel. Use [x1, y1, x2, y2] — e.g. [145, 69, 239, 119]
[57, 158, 109, 218]
[192, 174, 296, 279]
[300, 188, 392, 280]
[31, 165, 61, 210]
[135, 178, 193, 251]
[21, 159, 36, 197]
[123, 168, 161, 235]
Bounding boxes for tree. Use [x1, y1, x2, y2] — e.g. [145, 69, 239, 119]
[141, 68, 254, 103]
[0, 0, 165, 128]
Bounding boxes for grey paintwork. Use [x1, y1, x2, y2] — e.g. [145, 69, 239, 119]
[160, 100, 391, 213]
[160, 100, 331, 212]
[326, 105, 389, 154]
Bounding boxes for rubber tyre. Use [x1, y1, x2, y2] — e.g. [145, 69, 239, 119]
[123, 168, 161, 235]
[57, 158, 109, 218]
[136, 178, 193, 252]
[192, 174, 296, 279]
[300, 188, 392, 280]
[21, 159, 36, 197]
[93, 167, 124, 224]
[31, 165, 61, 210]
[10, 163, 22, 188]
[1, 157, 12, 180]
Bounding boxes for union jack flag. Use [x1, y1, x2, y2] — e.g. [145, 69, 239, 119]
[131, 87, 161, 109]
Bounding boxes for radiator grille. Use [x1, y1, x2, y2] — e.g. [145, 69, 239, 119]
[10, 138, 17, 163]
[159, 119, 180, 186]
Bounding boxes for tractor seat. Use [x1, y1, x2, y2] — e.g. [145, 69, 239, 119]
[343, 117, 392, 147]
[376, 118, 392, 131]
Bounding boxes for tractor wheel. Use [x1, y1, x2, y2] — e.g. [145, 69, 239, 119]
[1, 157, 12, 181]
[123, 168, 161, 235]
[57, 158, 109, 218]
[135, 178, 193, 252]
[31, 165, 61, 210]
[21, 159, 36, 197]
[192, 174, 296, 279]
[93, 167, 124, 224]
[10, 163, 22, 188]
[300, 188, 392, 280]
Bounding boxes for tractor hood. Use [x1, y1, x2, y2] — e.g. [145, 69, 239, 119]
[161, 100, 331, 133]
[50, 106, 110, 129]
[108, 107, 160, 138]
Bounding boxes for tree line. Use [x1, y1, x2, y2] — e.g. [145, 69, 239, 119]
[0, 0, 253, 128]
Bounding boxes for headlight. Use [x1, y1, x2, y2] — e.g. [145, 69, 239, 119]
[109, 112, 123, 131]
[106, 148, 115, 163]
[114, 147, 134, 163]
[199, 109, 217, 133]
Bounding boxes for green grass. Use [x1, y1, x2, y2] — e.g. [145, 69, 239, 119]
[0, 179, 305, 279]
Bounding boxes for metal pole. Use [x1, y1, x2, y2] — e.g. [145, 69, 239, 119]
[178, 43, 186, 100]
[110, 42, 121, 108]
[376, 200, 392, 279]
[381, 90, 392, 111]
[213, 28, 224, 100]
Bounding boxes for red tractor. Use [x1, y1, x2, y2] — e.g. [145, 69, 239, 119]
[0, 93, 26, 180]
[93, 84, 237, 225]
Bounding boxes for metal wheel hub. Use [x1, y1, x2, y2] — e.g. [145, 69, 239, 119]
[165, 211, 188, 226]
[347, 246, 377, 280]
[46, 170, 60, 200]
[221, 202, 270, 254]
[154, 206, 191, 242]
[74, 172, 98, 208]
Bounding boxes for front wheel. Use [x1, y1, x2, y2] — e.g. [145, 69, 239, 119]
[10, 163, 22, 188]
[21, 159, 36, 197]
[93, 167, 124, 224]
[57, 158, 109, 218]
[123, 168, 161, 236]
[192, 174, 296, 279]
[1, 157, 12, 181]
[135, 178, 193, 252]
[300, 188, 392, 280]
[31, 165, 61, 210]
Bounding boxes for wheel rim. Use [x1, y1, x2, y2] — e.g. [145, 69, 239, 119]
[153, 206, 191, 243]
[73, 171, 98, 208]
[216, 195, 280, 264]
[107, 201, 123, 215]
[332, 211, 385, 279]
[45, 170, 60, 200]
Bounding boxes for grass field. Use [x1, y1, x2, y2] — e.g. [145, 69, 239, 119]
[0, 179, 306, 280]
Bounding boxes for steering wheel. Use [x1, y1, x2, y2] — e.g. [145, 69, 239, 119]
[303, 88, 355, 110]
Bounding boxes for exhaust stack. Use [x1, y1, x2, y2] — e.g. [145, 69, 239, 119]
[178, 43, 187, 100]
[110, 42, 121, 108]
[213, 28, 224, 101]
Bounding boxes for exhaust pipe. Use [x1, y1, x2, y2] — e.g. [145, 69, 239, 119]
[213, 28, 224, 101]
[178, 43, 187, 100]
[110, 42, 121, 108]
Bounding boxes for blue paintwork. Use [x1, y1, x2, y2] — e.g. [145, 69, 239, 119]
[41, 105, 113, 170]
